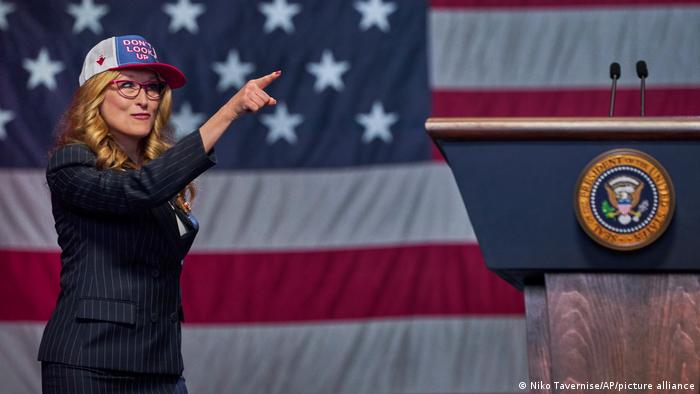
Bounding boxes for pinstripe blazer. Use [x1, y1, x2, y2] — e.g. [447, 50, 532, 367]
[38, 130, 216, 375]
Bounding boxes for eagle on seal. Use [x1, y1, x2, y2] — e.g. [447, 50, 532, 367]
[604, 175, 645, 225]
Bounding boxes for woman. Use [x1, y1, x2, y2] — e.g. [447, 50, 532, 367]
[37, 35, 279, 393]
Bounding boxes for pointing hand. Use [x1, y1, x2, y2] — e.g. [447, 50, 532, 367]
[225, 70, 281, 119]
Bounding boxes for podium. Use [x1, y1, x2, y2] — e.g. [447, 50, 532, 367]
[427, 118, 700, 391]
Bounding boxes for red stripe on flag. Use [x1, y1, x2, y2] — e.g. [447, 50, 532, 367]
[0, 251, 61, 321]
[431, 0, 700, 8]
[0, 245, 524, 322]
[431, 88, 700, 117]
[182, 244, 524, 323]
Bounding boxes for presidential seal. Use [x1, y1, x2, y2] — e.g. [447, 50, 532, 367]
[574, 149, 674, 251]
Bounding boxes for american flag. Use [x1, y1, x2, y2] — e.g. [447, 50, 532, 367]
[1, 0, 698, 393]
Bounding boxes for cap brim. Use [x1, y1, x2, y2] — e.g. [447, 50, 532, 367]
[110, 62, 186, 89]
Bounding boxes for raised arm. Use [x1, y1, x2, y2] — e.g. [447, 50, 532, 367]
[47, 130, 215, 215]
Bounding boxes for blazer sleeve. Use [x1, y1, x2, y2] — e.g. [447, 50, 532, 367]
[46, 129, 217, 215]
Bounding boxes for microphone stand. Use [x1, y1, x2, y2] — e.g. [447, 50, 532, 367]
[609, 75, 618, 117]
[640, 77, 646, 116]
[609, 62, 620, 117]
[636, 60, 648, 117]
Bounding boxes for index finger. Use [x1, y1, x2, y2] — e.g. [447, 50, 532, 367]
[253, 70, 282, 89]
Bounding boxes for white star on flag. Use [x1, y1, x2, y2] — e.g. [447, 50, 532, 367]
[0, 107, 14, 140]
[260, 103, 303, 144]
[212, 50, 255, 91]
[66, 0, 109, 34]
[162, 0, 206, 34]
[258, 0, 301, 34]
[0, 0, 16, 31]
[306, 50, 350, 93]
[171, 102, 206, 140]
[23, 48, 65, 90]
[354, 0, 396, 32]
[356, 101, 398, 143]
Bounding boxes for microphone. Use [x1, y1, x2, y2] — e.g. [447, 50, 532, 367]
[608, 62, 621, 117]
[636, 60, 648, 116]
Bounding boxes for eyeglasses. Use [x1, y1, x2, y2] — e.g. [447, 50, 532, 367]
[111, 79, 166, 100]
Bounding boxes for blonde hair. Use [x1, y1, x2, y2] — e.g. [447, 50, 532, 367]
[55, 70, 196, 211]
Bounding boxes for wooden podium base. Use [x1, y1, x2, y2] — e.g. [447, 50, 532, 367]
[525, 274, 700, 393]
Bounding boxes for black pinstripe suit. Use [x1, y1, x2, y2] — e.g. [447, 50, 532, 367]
[38, 130, 216, 377]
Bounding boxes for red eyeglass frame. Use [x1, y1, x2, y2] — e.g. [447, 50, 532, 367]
[110, 79, 166, 99]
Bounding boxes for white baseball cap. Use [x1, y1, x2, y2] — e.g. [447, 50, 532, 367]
[79, 35, 186, 88]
